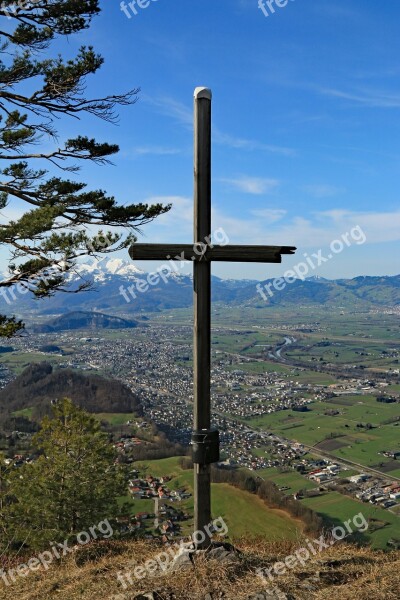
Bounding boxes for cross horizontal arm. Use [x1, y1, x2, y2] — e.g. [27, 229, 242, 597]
[129, 244, 296, 263]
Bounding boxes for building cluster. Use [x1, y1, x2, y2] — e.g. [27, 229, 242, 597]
[114, 435, 143, 454]
[124, 471, 191, 539]
[351, 474, 400, 508]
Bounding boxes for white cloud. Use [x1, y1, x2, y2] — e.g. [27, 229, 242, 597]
[317, 209, 400, 244]
[218, 176, 280, 195]
[124, 196, 400, 257]
[145, 96, 192, 128]
[213, 129, 295, 156]
[143, 195, 193, 240]
[132, 145, 182, 156]
[319, 87, 400, 109]
[303, 184, 344, 199]
[0, 205, 25, 224]
[251, 209, 287, 223]
[219, 206, 400, 249]
[147, 95, 296, 156]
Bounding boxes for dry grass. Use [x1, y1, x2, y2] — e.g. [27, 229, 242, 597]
[0, 538, 399, 600]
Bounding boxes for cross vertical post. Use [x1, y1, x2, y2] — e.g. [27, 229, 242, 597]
[128, 87, 296, 550]
[193, 87, 212, 546]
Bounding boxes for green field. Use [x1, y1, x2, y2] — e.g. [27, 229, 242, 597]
[243, 394, 400, 471]
[257, 467, 318, 492]
[13, 407, 34, 419]
[301, 492, 400, 549]
[95, 413, 137, 426]
[0, 351, 63, 374]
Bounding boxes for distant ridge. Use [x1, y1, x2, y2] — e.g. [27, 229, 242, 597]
[1, 258, 399, 314]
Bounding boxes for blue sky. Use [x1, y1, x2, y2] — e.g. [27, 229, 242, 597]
[3, 0, 400, 280]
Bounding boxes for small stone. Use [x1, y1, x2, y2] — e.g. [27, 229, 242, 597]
[206, 546, 235, 563]
[167, 549, 194, 572]
[203, 543, 239, 564]
[299, 582, 318, 591]
[318, 570, 348, 585]
[248, 589, 293, 600]
[294, 571, 309, 580]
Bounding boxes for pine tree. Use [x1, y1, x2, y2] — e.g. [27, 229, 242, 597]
[5, 398, 127, 549]
[0, 1, 170, 336]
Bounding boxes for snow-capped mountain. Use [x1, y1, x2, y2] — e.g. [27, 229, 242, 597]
[0, 256, 198, 316]
[69, 258, 144, 283]
[1, 256, 399, 318]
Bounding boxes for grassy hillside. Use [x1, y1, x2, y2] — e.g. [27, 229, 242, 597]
[134, 458, 399, 550]
[134, 457, 302, 540]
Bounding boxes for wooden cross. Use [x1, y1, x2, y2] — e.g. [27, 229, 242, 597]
[129, 87, 296, 548]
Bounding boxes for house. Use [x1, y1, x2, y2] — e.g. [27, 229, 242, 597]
[326, 464, 340, 473]
[315, 474, 330, 483]
[135, 512, 149, 520]
[350, 474, 370, 484]
[161, 520, 175, 533]
[371, 496, 386, 504]
[309, 471, 327, 480]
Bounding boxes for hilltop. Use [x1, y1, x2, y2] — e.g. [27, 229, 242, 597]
[0, 362, 142, 420]
[1, 537, 398, 599]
